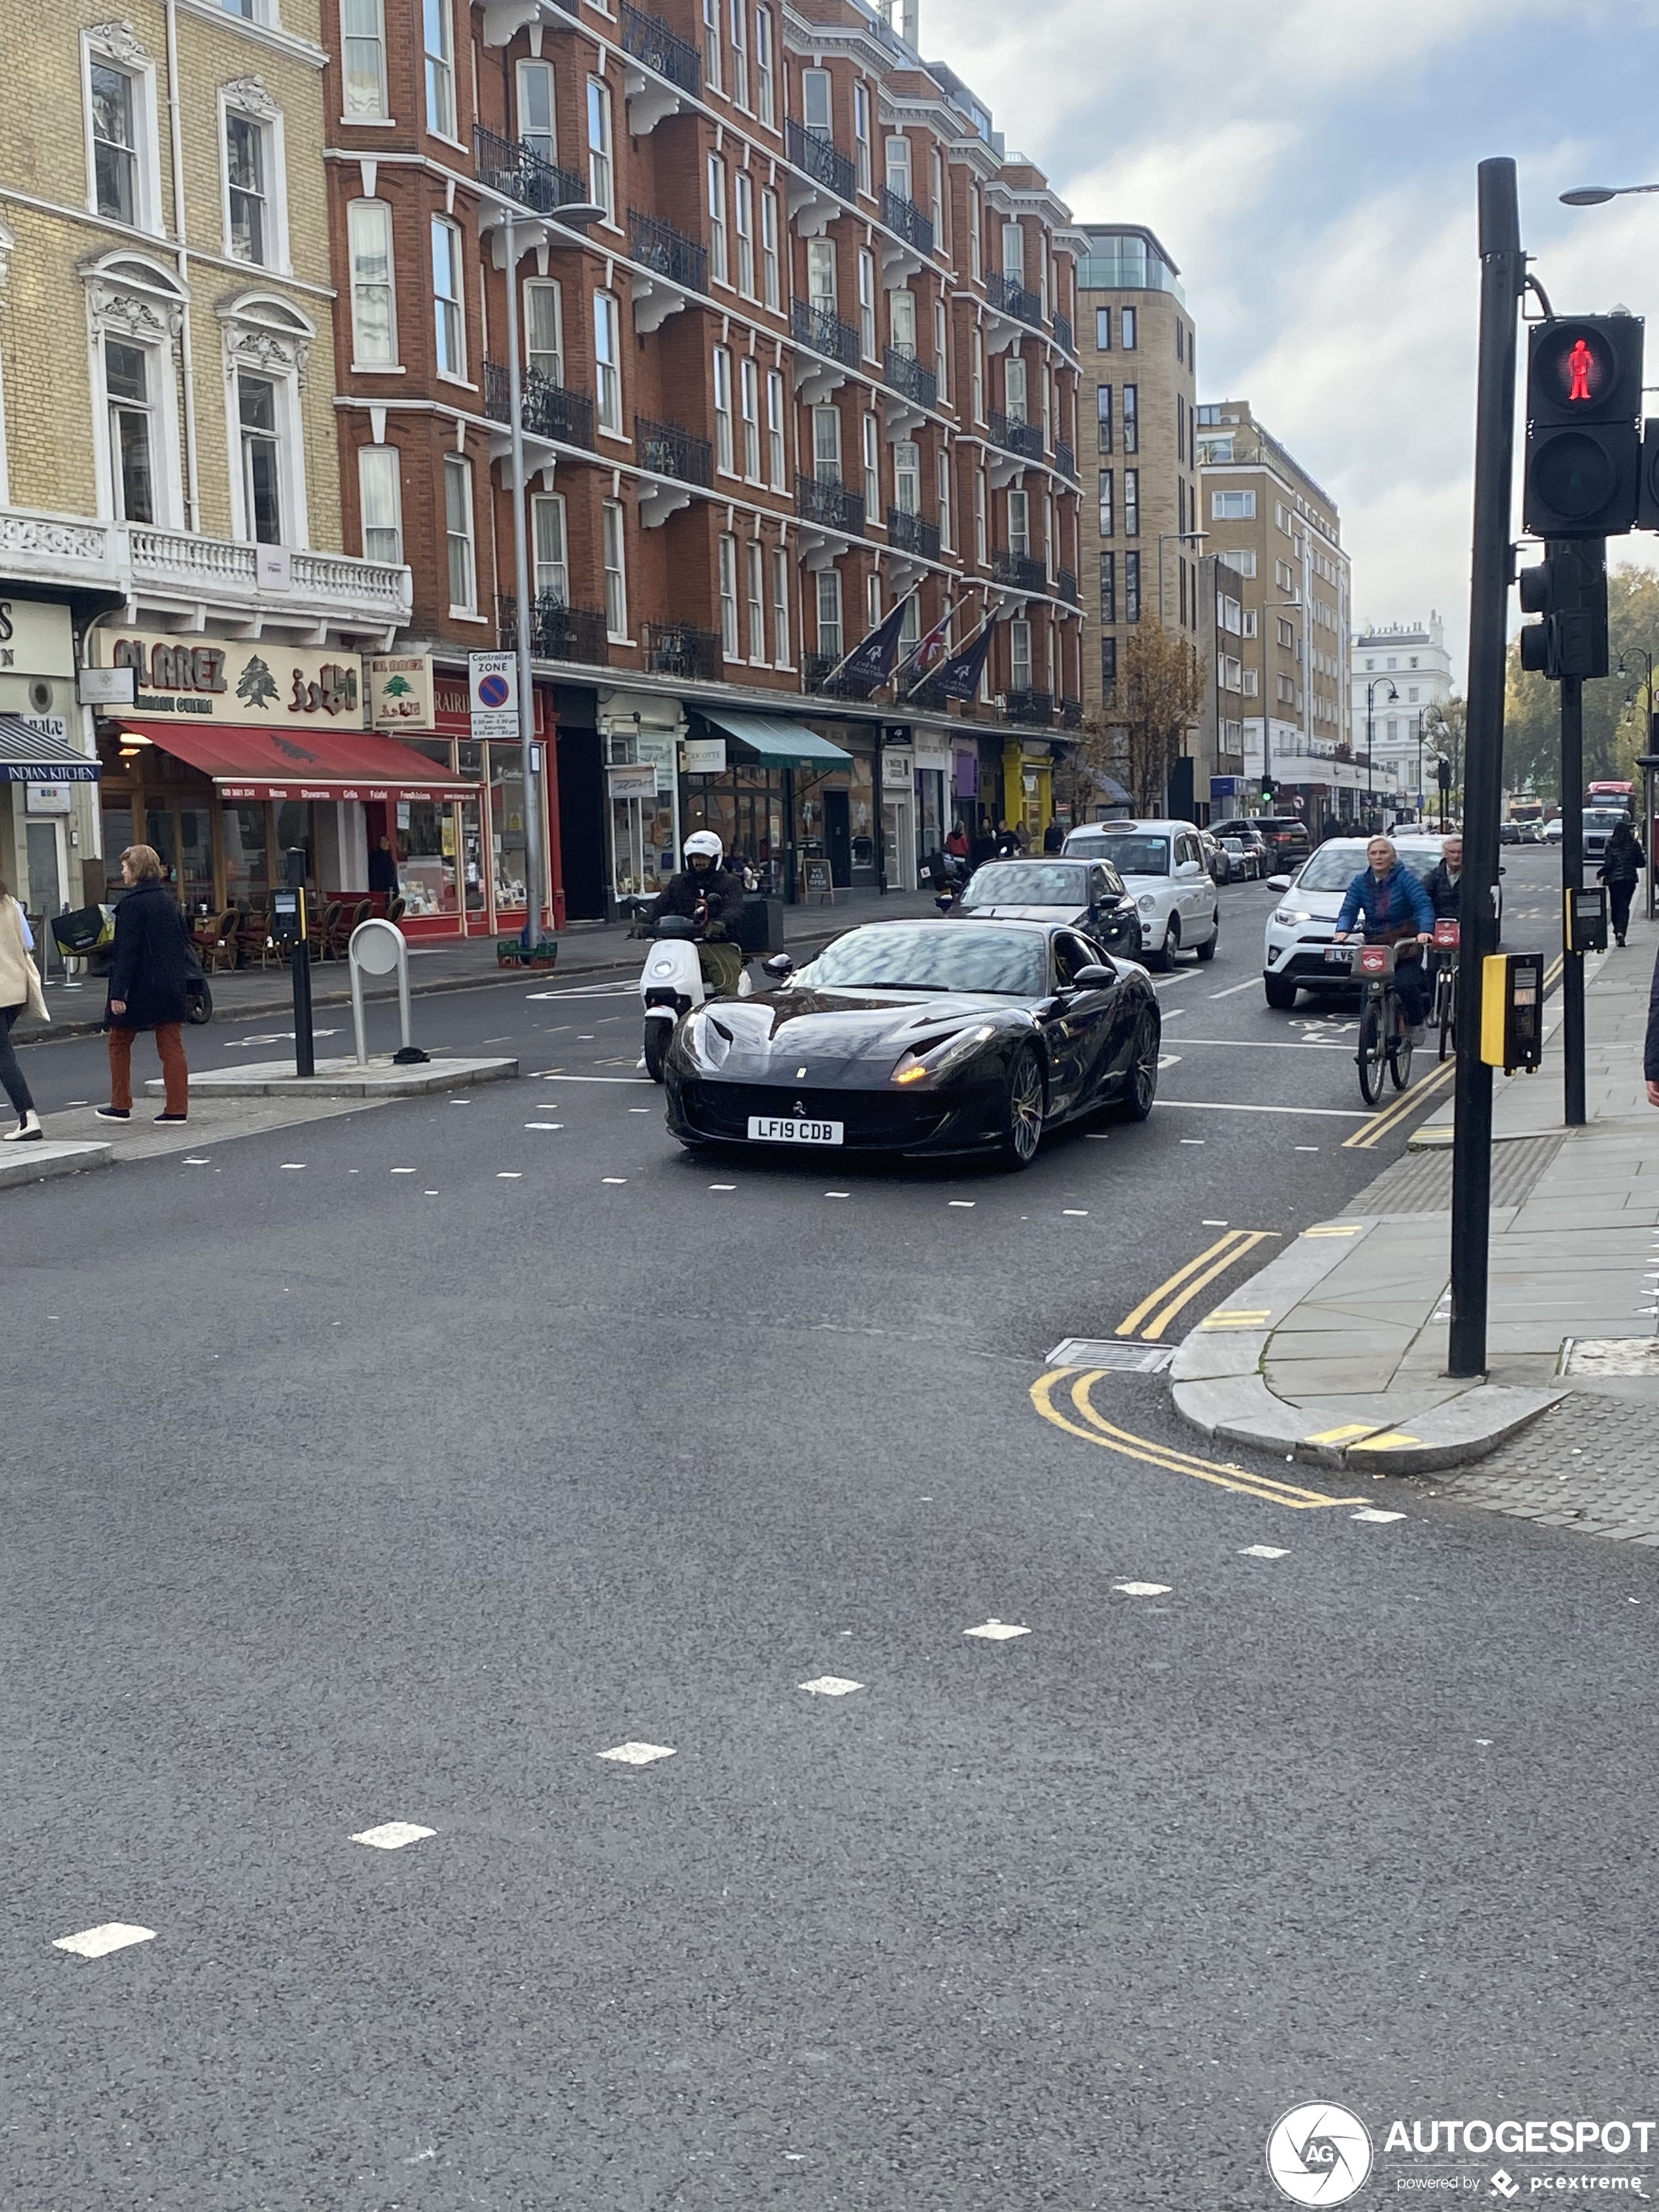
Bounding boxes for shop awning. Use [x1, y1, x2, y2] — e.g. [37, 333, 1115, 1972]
[696, 709, 852, 769]
[117, 720, 476, 801]
[0, 714, 101, 782]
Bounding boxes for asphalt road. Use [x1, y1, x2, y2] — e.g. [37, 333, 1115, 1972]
[10, 848, 1652, 2212]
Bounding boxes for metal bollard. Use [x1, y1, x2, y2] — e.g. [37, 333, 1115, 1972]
[347, 919, 429, 1067]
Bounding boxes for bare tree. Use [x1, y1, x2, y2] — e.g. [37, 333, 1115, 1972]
[1076, 618, 1206, 815]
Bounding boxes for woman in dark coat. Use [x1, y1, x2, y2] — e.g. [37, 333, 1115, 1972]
[97, 844, 193, 1123]
[1598, 819, 1645, 947]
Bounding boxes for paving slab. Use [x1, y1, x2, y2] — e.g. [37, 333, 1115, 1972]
[0, 1138, 112, 1193]
[144, 1052, 519, 1099]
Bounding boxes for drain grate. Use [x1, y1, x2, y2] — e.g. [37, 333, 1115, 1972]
[1046, 1337, 1176, 1373]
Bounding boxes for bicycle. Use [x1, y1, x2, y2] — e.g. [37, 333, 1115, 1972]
[1430, 917, 1459, 1061]
[1325, 938, 1415, 1105]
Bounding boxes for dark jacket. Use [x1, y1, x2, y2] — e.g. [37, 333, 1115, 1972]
[1425, 861, 1462, 920]
[368, 846, 400, 895]
[1334, 861, 1435, 942]
[1599, 827, 1645, 886]
[1647, 940, 1659, 1083]
[656, 863, 747, 940]
[105, 880, 194, 1031]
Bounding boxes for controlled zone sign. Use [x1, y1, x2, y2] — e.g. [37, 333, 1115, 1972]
[469, 650, 520, 741]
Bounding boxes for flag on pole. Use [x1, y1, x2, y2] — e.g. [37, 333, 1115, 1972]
[937, 616, 997, 701]
[894, 600, 959, 694]
[824, 597, 909, 691]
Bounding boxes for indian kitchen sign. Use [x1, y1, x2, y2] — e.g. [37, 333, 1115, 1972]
[88, 632, 365, 726]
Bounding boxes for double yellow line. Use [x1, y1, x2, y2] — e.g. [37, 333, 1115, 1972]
[1344, 951, 1568, 1151]
[1031, 1370, 1368, 1509]
[1114, 1228, 1279, 1340]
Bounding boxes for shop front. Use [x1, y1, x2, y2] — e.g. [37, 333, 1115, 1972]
[430, 669, 559, 935]
[1000, 741, 1055, 845]
[0, 713, 102, 922]
[681, 711, 857, 900]
[600, 692, 684, 908]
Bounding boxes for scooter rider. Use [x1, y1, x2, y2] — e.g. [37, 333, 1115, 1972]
[656, 829, 747, 995]
[1332, 833, 1436, 1042]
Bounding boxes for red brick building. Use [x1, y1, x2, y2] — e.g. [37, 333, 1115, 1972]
[323, 0, 1084, 924]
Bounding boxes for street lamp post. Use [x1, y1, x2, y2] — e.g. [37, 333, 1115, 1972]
[1560, 182, 1659, 206]
[1364, 676, 1398, 830]
[1156, 528, 1209, 627]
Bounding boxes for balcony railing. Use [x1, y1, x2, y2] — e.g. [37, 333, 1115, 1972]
[987, 271, 1044, 328]
[880, 187, 933, 255]
[645, 621, 722, 681]
[636, 415, 713, 487]
[786, 118, 856, 203]
[991, 548, 1048, 592]
[629, 208, 708, 294]
[887, 506, 941, 561]
[483, 362, 596, 451]
[498, 593, 608, 667]
[883, 344, 937, 410]
[474, 123, 590, 217]
[1055, 440, 1077, 482]
[796, 472, 865, 536]
[1003, 688, 1054, 724]
[619, 1, 701, 94]
[804, 652, 878, 701]
[791, 296, 860, 368]
[1052, 309, 1075, 357]
[902, 673, 948, 712]
[1056, 568, 1078, 605]
[988, 410, 1043, 460]
[1059, 696, 1083, 729]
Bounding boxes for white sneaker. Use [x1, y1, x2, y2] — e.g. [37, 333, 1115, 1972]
[2, 1109, 42, 1142]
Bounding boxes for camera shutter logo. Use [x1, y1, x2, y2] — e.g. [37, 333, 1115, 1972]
[1265, 2102, 1374, 2206]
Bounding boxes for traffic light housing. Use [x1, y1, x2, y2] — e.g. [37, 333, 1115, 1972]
[1259, 777, 1275, 802]
[1523, 317, 1643, 539]
[1516, 539, 1609, 681]
[1436, 758, 1453, 791]
[1637, 420, 1659, 533]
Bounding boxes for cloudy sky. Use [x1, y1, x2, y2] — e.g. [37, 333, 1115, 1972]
[928, 0, 1659, 684]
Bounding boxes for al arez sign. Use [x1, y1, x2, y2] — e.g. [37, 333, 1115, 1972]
[88, 632, 365, 726]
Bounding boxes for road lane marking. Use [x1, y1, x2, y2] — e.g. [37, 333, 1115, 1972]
[1116, 1229, 1263, 1339]
[1155, 1100, 1370, 1119]
[351, 1821, 434, 1850]
[531, 1072, 655, 1084]
[1029, 1370, 1368, 1510]
[1306, 1424, 1377, 1445]
[497, 1172, 522, 1179]
[598, 1741, 676, 1765]
[799, 1676, 863, 1695]
[524, 1122, 564, 1130]
[963, 1620, 1029, 1641]
[1208, 977, 1261, 998]
[1240, 1545, 1289, 1559]
[1199, 1309, 1272, 1328]
[1342, 1055, 1457, 1149]
[1157, 1036, 1353, 1051]
[53, 1923, 156, 1960]
[1113, 1581, 1171, 1596]
[1130, 1230, 1280, 1341]
[1303, 1224, 1362, 1238]
[1351, 1507, 1407, 1521]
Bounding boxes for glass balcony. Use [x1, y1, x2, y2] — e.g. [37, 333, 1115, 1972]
[786, 118, 856, 204]
[483, 362, 596, 451]
[474, 123, 590, 218]
[619, 2, 701, 95]
[880, 187, 933, 255]
[796, 472, 865, 536]
[882, 343, 937, 409]
[887, 507, 941, 560]
[636, 415, 713, 487]
[791, 296, 860, 368]
[628, 208, 708, 293]
[498, 593, 607, 666]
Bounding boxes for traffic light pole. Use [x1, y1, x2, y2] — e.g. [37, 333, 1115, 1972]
[1560, 672, 1587, 1125]
[1449, 157, 1525, 1381]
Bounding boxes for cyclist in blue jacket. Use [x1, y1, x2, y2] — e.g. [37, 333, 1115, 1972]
[1332, 835, 1436, 1041]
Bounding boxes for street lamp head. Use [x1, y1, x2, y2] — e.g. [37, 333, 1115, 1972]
[1560, 185, 1618, 207]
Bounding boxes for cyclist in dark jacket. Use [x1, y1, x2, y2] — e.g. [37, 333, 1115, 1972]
[1333, 835, 1436, 1037]
[1425, 834, 1463, 920]
[1598, 820, 1645, 947]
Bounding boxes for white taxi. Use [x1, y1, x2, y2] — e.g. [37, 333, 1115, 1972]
[1062, 820, 1221, 970]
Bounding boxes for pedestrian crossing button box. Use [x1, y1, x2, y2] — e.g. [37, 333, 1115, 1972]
[1565, 884, 1607, 954]
[269, 886, 306, 948]
[1481, 950, 1545, 1074]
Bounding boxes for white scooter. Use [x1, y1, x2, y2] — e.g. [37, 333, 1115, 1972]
[639, 913, 753, 1082]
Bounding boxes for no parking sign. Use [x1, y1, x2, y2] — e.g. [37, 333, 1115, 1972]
[468, 650, 520, 741]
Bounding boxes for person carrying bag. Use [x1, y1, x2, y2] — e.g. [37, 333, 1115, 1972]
[0, 877, 48, 1142]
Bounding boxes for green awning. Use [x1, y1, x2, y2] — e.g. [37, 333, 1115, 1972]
[698, 709, 852, 769]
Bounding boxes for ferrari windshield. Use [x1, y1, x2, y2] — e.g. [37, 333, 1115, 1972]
[960, 862, 1089, 910]
[799, 924, 1047, 997]
[1078, 833, 1169, 876]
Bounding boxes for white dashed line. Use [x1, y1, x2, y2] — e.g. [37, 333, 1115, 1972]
[1113, 1581, 1171, 1597]
[280, 1162, 305, 1170]
[824, 1191, 850, 1199]
[1208, 977, 1261, 999]
[1295, 1145, 1320, 1151]
[603, 1176, 628, 1184]
[496, 1172, 522, 1179]
[799, 1676, 864, 1696]
[1063, 1209, 1089, 1217]
[1180, 1138, 1206, 1146]
[53, 1923, 156, 1959]
[598, 1741, 676, 1766]
[183, 1157, 208, 1166]
[963, 1619, 1029, 1641]
[1202, 1219, 1229, 1226]
[391, 1168, 415, 1175]
[709, 1183, 737, 1191]
[524, 1122, 563, 1130]
[1351, 1509, 1406, 1524]
[1239, 1545, 1289, 1560]
[425, 1189, 439, 1196]
[949, 1199, 974, 1208]
[351, 1821, 435, 1850]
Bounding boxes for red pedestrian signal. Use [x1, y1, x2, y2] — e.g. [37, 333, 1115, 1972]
[1524, 315, 1643, 537]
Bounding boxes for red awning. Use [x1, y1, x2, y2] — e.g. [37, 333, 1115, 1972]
[118, 720, 477, 803]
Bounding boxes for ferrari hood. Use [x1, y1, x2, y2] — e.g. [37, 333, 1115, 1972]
[693, 987, 1022, 1072]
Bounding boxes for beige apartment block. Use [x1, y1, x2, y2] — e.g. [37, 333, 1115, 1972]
[1075, 226, 1200, 803]
[1195, 398, 1359, 825]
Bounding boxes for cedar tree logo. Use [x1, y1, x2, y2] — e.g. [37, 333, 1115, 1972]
[1265, 2102, 1374, 2205]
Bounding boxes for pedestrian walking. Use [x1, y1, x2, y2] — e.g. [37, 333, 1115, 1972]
[97, 844, 194, 1125]
[0, 874, 48, 1142]
[1647, 935, 1659, 1110]
[1597, 819, 1645, 947]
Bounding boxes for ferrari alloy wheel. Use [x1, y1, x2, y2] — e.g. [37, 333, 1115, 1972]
[999, 1044, 1046, 1169]
[1118, 1011, 1159, 1121]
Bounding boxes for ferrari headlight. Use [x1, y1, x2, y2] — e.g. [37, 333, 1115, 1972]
[684, 1011, 732, 1070]
[891, 1023, 996, 1085]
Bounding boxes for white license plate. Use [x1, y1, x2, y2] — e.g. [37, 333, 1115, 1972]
[747, 1115, 844, 1145]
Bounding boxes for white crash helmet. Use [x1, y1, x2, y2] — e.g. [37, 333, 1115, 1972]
[684, 829, 724, 867]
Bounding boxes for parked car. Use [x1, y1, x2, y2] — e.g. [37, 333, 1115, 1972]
[954, 857, 1142, 961]
[1499, 822, 1521, 846]
[1261, 835, 1502, 1009]
[1544, 816, 1564, 842]
[1063, 820, 1221, 970]
[662, 918, 1163, 1168]
[1250, 814, 1313, 871]
[1198, 827, 1230, 886]
[1211, 821, 1270, 880]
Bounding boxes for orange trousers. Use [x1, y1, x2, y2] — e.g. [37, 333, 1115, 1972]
[108, 1023, 189, 1115]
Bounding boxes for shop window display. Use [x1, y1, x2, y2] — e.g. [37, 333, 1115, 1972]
[224, 803, 270, 907]
[399, 799, 459, 915]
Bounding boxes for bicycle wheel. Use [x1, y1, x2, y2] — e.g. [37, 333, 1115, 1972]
[1388, 996, 1414, 1091]
[1357, 999, 1388, 1105]
[1437, 972, 1457, 1062]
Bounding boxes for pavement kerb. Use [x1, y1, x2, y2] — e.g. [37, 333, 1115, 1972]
[1169, 1213, 1568, 1471]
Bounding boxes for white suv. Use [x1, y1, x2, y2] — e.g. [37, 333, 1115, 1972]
[1063, 820, 1221, 970]
[1261, 835, 1470, 1009]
